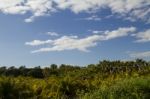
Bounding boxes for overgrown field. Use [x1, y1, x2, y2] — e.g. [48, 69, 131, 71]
[0, 59, 149, 99]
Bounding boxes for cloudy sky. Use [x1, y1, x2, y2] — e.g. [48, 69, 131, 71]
[0, 0, 150, 67]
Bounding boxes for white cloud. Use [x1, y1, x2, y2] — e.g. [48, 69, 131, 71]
[25, 40, 52, 46]
[0, 0, 28, 14]
[0, 0, 55, 22]
[92, 30, 104, 34]
[104, 27, 136, 40]
[0, 0, 150, 22]
[55, 0, 150, 23]
[24, 0, 55, 22]
[133, 29, 150, 43]
[47, 32, 59, 36]
[80, 15, 101, 21]
[129, 51, 150, 58]
[31, 35, 101, 53]
[24, 16, 35, 23]
[0, 0, 23, 8]
[26, 27, 136, 53]
[55, 0, 99, 13]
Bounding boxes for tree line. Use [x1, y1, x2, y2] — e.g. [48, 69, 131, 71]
[0, 59, 149, 79]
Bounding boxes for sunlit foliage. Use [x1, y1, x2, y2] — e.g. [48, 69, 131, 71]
[0, 59, 149, 99]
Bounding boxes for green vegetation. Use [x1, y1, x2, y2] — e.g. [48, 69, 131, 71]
[0, 59, 149, 99]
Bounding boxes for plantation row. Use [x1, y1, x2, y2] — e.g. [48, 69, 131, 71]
[0, 59, 149, 99]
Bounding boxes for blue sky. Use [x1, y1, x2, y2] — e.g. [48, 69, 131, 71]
[0, 0, 150, 67]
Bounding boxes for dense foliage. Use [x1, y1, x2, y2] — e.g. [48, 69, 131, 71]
[0, 59, 149, 99]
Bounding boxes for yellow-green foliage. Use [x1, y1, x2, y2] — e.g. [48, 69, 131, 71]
[0, 59, 149, 99]
[0, 74, 149, 99]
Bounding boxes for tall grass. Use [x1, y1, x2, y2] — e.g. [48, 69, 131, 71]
[81, 77, 150, 99]
[0, 76, 149, 99]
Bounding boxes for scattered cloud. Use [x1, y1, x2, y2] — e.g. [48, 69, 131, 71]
[129, 51, 150, 58]
[132, 29, 150, 43]
[92, 30, 104, 34]
[0, 0, 55, 22]
[55, 0, 150, 23]
[26, 27, 136, 53]
[25, 40, 52, 46]
[105, 15, 114, 19]
[79, 15, 101, 21]
[103, 27, 136, 40]
[0, 0, 150, 23]
[47, 32, 59, 36]
[31, 35, 101, 53]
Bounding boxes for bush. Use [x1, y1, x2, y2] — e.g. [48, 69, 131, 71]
[80, 77, 150, 99]
[0, 77, 34, 99]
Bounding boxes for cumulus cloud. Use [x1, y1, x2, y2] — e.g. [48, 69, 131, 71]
[26, 27, 136, 53]
[129, 51, 150, 58]
[133, 29, 150, 43]
[0, 0, 55, 22]
[24, 0, 55, 22]
[0, 0, 28, 14]
[55, 0, 150, 23]
[0, 0, 150, 22]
